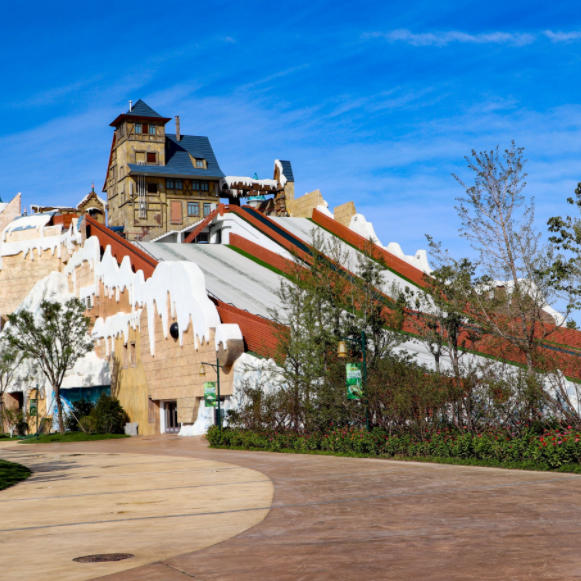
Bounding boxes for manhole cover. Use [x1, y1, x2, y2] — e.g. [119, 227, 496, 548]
[73, 554, 134, 563]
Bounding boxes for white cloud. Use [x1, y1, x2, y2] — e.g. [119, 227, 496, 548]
[543, 30, 581, 42]
[365, 29, 535, 47]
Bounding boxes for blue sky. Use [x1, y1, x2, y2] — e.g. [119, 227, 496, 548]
[1, 0, 581, 266]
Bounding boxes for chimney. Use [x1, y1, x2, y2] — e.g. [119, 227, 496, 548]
[175, 116, 180, 141]
[129, 100, 132, 112]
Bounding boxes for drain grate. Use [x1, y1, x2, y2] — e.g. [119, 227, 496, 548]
[73, 553, 134, 563]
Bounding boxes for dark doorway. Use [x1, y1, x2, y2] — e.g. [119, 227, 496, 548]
[165, 401, 179, 434]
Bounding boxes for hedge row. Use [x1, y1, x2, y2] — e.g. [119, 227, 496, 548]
[207, 426, 581, 469]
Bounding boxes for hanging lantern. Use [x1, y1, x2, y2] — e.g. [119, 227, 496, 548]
[199, 363, 206, 376]
[337, 341, 347, 358]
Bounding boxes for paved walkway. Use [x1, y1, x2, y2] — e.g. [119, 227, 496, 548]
[2, 436, 581, 580]
[0, 439, 272, 581]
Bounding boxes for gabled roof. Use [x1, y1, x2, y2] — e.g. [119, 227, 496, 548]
[128, 134, 225, 179]
[109, 99, 172, 127]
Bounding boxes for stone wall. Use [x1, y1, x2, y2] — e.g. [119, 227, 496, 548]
[0, 249, 69, 317]
[287, 189, 324, 218]
[333, 201, 356, 227]
[0, 194, 21, 235]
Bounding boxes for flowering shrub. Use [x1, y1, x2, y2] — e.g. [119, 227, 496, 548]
[207, 425, 581, 469]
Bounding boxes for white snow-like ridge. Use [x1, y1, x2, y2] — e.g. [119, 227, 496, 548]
[0, 219, 82, 269]
[65, 235, 238, 356]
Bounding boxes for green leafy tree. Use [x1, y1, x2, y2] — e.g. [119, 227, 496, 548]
[0, 341, 26, 428]
[3, 299, 93, 435]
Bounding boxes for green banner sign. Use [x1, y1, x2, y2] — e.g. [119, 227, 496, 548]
[204, 382, 217, 407]
[29, 399, 38, 417]
[346, 363, 363, 400]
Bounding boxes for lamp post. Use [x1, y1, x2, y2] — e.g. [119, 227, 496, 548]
[338, 330, 370, 432]
[199, 358, 223, 430]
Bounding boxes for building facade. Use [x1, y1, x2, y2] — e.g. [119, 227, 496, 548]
[104, 100, 224, 241]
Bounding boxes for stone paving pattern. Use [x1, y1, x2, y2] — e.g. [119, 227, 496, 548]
[2, 436, 581, 580]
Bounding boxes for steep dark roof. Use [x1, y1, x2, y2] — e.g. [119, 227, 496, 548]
[110, 99, 171, 127]
[127, 99, 163, 118]
[128, 134, 225, 179]
[279, 160, 294, 182]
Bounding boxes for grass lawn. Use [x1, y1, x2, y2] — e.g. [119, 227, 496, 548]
[0, 459, 31, 491]
[20, 432, 130, 444]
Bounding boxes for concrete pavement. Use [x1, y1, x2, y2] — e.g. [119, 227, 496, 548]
[2, 435, 581, 580]
[0, 438, 272, 581]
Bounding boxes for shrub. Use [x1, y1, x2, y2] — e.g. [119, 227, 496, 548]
[207, 425, 581, 469]
[90, 394, 127, 434]
[78, 416, 97, 435]
[65, 399, 95, 432]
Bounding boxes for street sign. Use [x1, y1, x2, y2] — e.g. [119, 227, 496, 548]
[204, 382, 217, 407]
[346, 363, 363, 400]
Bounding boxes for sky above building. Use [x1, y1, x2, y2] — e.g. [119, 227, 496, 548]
[1, 0, 581, 269]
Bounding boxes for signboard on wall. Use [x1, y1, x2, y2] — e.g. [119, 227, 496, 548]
[346, 363, 363, 400]
[204, 382, 217, 407]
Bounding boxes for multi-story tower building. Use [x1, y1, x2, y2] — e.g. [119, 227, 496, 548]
[104, 100, 224, 240]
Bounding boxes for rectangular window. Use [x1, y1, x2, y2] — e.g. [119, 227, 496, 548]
[174, 179, 182, 190]
[136, 152, 145, 163]
[203, 203, 211, 217]
[196, 160, 204, 168]
[166, 179, 174, 189]
[149, 125, 156, 135]
[123, 344, 128, 369]
[192, 181, 200, 191]
[147, 152, 157, 163]
[200, 181, 209, 191]
[130, 342, 136, 367]
[142, 124, 149, 134]
[188, 202, 199, 217]
[147, 182, 158, 193]
[135, 124, 142, 134]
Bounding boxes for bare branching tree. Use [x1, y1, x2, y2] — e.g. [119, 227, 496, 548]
[433, 142, 572, 375]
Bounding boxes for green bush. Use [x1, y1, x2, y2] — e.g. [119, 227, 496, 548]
[89, 394, 127, 434]
[207, 425, 581, 469]
[65, 399, 95, 432]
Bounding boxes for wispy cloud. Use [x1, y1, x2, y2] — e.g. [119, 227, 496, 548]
[365, 29, 535, 47]
[543, 30, 581, 42]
